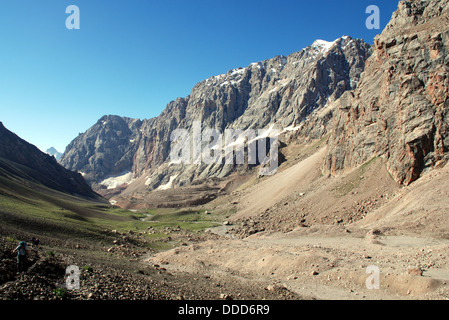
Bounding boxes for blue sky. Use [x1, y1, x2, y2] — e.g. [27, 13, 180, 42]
[0, 0, 399, 153]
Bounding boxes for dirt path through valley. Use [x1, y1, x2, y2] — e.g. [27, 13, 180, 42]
[146, 227, 449, 300]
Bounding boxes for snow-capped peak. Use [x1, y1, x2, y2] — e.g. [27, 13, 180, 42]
[311, 36, 353, 54]
[311, 39, 337, 53]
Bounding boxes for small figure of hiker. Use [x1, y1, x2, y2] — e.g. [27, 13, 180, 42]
[13, 241, 29, 274]
[30, 237, 40, 250]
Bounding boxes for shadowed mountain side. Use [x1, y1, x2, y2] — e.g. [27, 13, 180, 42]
[0, 122, 98, 199]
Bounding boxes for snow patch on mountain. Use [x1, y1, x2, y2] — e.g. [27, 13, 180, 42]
[157, 175, 178, 190]
[312, 39, 337, 53]
[100, 172, 135, 189]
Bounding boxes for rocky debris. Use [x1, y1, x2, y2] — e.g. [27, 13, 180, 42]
[0, 237, 176, 300]
[325, 0, 449, 185]
[407, 268, 424, 276]
[227, 218, 267, 238]
[226, 172, 394, 238]
[219, 293, 233, 300]
[0, 234, 169, 301]
[114, 182, 223, 209]
[72, 267, 156, 300]
[367, 229, 383, 236]
[0, 238, 70, 300]
[265, 283, 288, 292]
[1, 229, 305, 301]
[0, 246, 17, 286]
[365, 228, 386, 245]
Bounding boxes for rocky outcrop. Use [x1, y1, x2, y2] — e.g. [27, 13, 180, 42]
[325, 0, 449, 185]
[61, 36, 372, 193]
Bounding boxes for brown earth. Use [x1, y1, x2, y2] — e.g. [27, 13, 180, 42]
[146, 143, 449, 300]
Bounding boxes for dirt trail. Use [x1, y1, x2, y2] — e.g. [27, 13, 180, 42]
[147, 227, 449, 300]
[146, 147, 449, 300]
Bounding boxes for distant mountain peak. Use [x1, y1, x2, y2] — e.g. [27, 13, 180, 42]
[46, 147, 63, 161]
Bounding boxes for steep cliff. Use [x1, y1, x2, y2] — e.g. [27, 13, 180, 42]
[325, 0, 449, 185]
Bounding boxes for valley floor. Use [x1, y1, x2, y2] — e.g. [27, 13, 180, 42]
[2, 144, 449, 301]
[146, 145, 449, 300]
[148, 226, 449, 300]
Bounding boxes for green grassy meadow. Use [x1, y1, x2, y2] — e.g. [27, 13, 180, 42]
[0, 170, 221, 252]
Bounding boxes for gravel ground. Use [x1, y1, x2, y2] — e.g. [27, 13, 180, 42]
[0, 233, 303, 301]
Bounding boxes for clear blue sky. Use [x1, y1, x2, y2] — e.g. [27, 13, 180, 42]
[0, 0, 399, 153]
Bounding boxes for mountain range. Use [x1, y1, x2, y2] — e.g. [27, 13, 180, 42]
[60, 36, 372, 206]
[4, 0, 446, 211]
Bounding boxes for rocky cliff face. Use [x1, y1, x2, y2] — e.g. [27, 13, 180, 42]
[61, 36, 372, 193]
[325, 0, 449, 185]
[0, 122, 97, 198]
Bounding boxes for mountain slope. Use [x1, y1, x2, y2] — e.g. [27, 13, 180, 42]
[0, 122, 98, 198]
